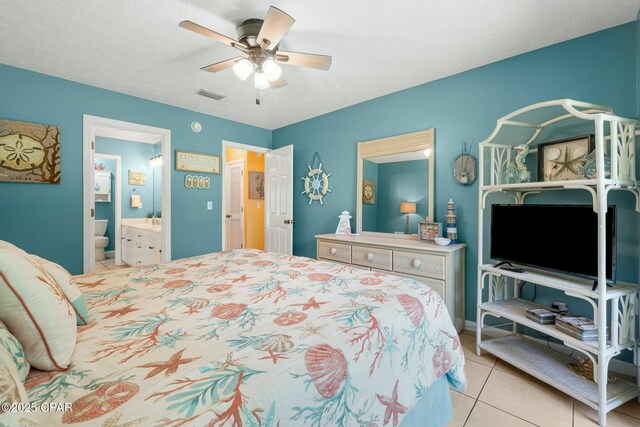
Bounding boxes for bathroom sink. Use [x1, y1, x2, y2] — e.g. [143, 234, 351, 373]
[121, 220, 162, 234]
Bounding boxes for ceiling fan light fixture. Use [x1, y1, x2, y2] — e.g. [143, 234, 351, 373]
[232, 58, 253, 81]
[254, 70, 270, 89]
[262, 59, 282, 81]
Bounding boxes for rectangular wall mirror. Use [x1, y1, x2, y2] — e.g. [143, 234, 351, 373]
[356, 129, 434, 237]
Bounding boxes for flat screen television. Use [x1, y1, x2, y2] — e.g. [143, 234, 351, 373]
[490, 204, 616, 283]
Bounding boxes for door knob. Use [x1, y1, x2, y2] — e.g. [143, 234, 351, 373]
[226, 215, 231, 218]
[284, 219, 295, 225]
[366, 253, 374, 261]
[412, 259, 422, 268]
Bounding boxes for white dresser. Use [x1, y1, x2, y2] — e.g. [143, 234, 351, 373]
[316, 233, 465, 331]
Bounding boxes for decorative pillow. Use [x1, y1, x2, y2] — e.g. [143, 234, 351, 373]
[0, 240, 27, 255]
[0, 247, 77, 371]
[0, 321, 29, 381]
[31, 255, 89, 325]
[0, 350, 28, 405]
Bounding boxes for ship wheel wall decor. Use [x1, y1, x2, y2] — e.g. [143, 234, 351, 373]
[301, 153, 331, 205]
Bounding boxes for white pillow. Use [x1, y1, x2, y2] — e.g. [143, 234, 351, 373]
[0, 240, 27, 255]
[0, 242, 89, 325]
[31, 255, 89, 325]
[0, 247, 77, 371]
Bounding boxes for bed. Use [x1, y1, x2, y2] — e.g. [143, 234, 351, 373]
[8, 249, 466, 426]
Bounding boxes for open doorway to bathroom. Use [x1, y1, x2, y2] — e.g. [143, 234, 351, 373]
[222, 141, 269, 251]
[83, 115, 171, 274]
[93, 138, 162, 272]
[94, 153, 121, 271]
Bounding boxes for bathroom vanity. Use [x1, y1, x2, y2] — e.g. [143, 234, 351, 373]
[121, 219, 162, 266]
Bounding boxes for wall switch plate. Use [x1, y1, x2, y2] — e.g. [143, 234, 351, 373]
[207, 201, 213, 210]
[257, 202, 261, 208]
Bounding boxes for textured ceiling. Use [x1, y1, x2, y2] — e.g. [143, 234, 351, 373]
[1, 1, 638, 130]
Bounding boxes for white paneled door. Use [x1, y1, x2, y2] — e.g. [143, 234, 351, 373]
[265, 145, 293, 255]
[226, 159, 244, 250]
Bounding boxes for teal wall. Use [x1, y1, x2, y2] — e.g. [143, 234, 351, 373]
[273, 23, 639, 327]
[95, 137, 161, 219]
[94, 157, 115, 251]
[0, 64, 271, 274]
[376, 160, 429, 234]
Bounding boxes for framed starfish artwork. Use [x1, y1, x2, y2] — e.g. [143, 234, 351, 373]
[537, 134, 594, 182]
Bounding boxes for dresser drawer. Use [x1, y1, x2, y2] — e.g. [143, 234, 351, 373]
[375, 269, 445, 299]
[352, 245, 392, 271]
[317, 241, 351, 263]
[393, 250, 446, 280]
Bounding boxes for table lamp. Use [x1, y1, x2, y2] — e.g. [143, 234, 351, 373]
[400, 201, 416, 234]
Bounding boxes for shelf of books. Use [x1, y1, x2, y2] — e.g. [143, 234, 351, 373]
[478, 299, 626, 355]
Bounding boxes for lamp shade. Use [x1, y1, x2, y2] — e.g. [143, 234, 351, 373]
[254, 70, 269, 89]
[400, 202, 416, 214]
[232, 58, 253, 81]
[262, 59, 282, 81]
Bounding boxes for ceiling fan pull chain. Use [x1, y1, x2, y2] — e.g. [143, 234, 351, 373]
[256, 89, 261, 106]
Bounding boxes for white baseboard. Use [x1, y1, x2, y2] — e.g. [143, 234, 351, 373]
[464, 320, 637, 378]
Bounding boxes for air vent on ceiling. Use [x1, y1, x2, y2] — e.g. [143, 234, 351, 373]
[196, 89, 225, 101]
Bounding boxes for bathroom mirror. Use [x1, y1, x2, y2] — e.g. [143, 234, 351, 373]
[356, 129, 434, 237]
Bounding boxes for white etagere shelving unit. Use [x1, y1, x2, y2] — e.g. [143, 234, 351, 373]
[476, 99, 639, 427]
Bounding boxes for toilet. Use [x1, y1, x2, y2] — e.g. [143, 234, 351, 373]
[95, 219, 109, 261]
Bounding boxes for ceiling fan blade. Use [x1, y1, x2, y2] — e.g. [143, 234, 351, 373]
[269, 76, 287, 89]
[276, 51, 332, 70]
[179, 20, 248, 51]
[200, 56, 244, 73]
[256, 7, 295, 50]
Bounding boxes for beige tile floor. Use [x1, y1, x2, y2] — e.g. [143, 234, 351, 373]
[94, 257, 128, 272]
[451, 331, 640, 427]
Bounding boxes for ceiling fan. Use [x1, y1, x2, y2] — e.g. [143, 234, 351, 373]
[180, 6, 332, 105]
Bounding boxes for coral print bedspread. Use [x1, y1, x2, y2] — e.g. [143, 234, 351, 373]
[13, 250, 466, 426]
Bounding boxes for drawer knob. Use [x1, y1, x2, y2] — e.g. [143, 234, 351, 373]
[412, 259, 422, 268]
[366, 253, 374, 261]
[330, 248, 337, 256]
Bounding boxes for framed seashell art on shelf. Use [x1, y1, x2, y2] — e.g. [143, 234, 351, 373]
[0, 119, 61, 183]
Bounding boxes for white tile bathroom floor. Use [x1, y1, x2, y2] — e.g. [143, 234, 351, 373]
[450, 331, 640, 427]
[94, 255, 128, 272]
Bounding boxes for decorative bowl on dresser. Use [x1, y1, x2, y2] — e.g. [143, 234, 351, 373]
[315, 233, 465, 332]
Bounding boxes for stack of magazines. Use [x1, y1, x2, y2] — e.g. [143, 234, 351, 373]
[525, 308, 557, 324]
[555, 315, 607, 342]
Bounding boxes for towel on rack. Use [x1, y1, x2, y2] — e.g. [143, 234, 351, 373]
[131, 194, 141, 208]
